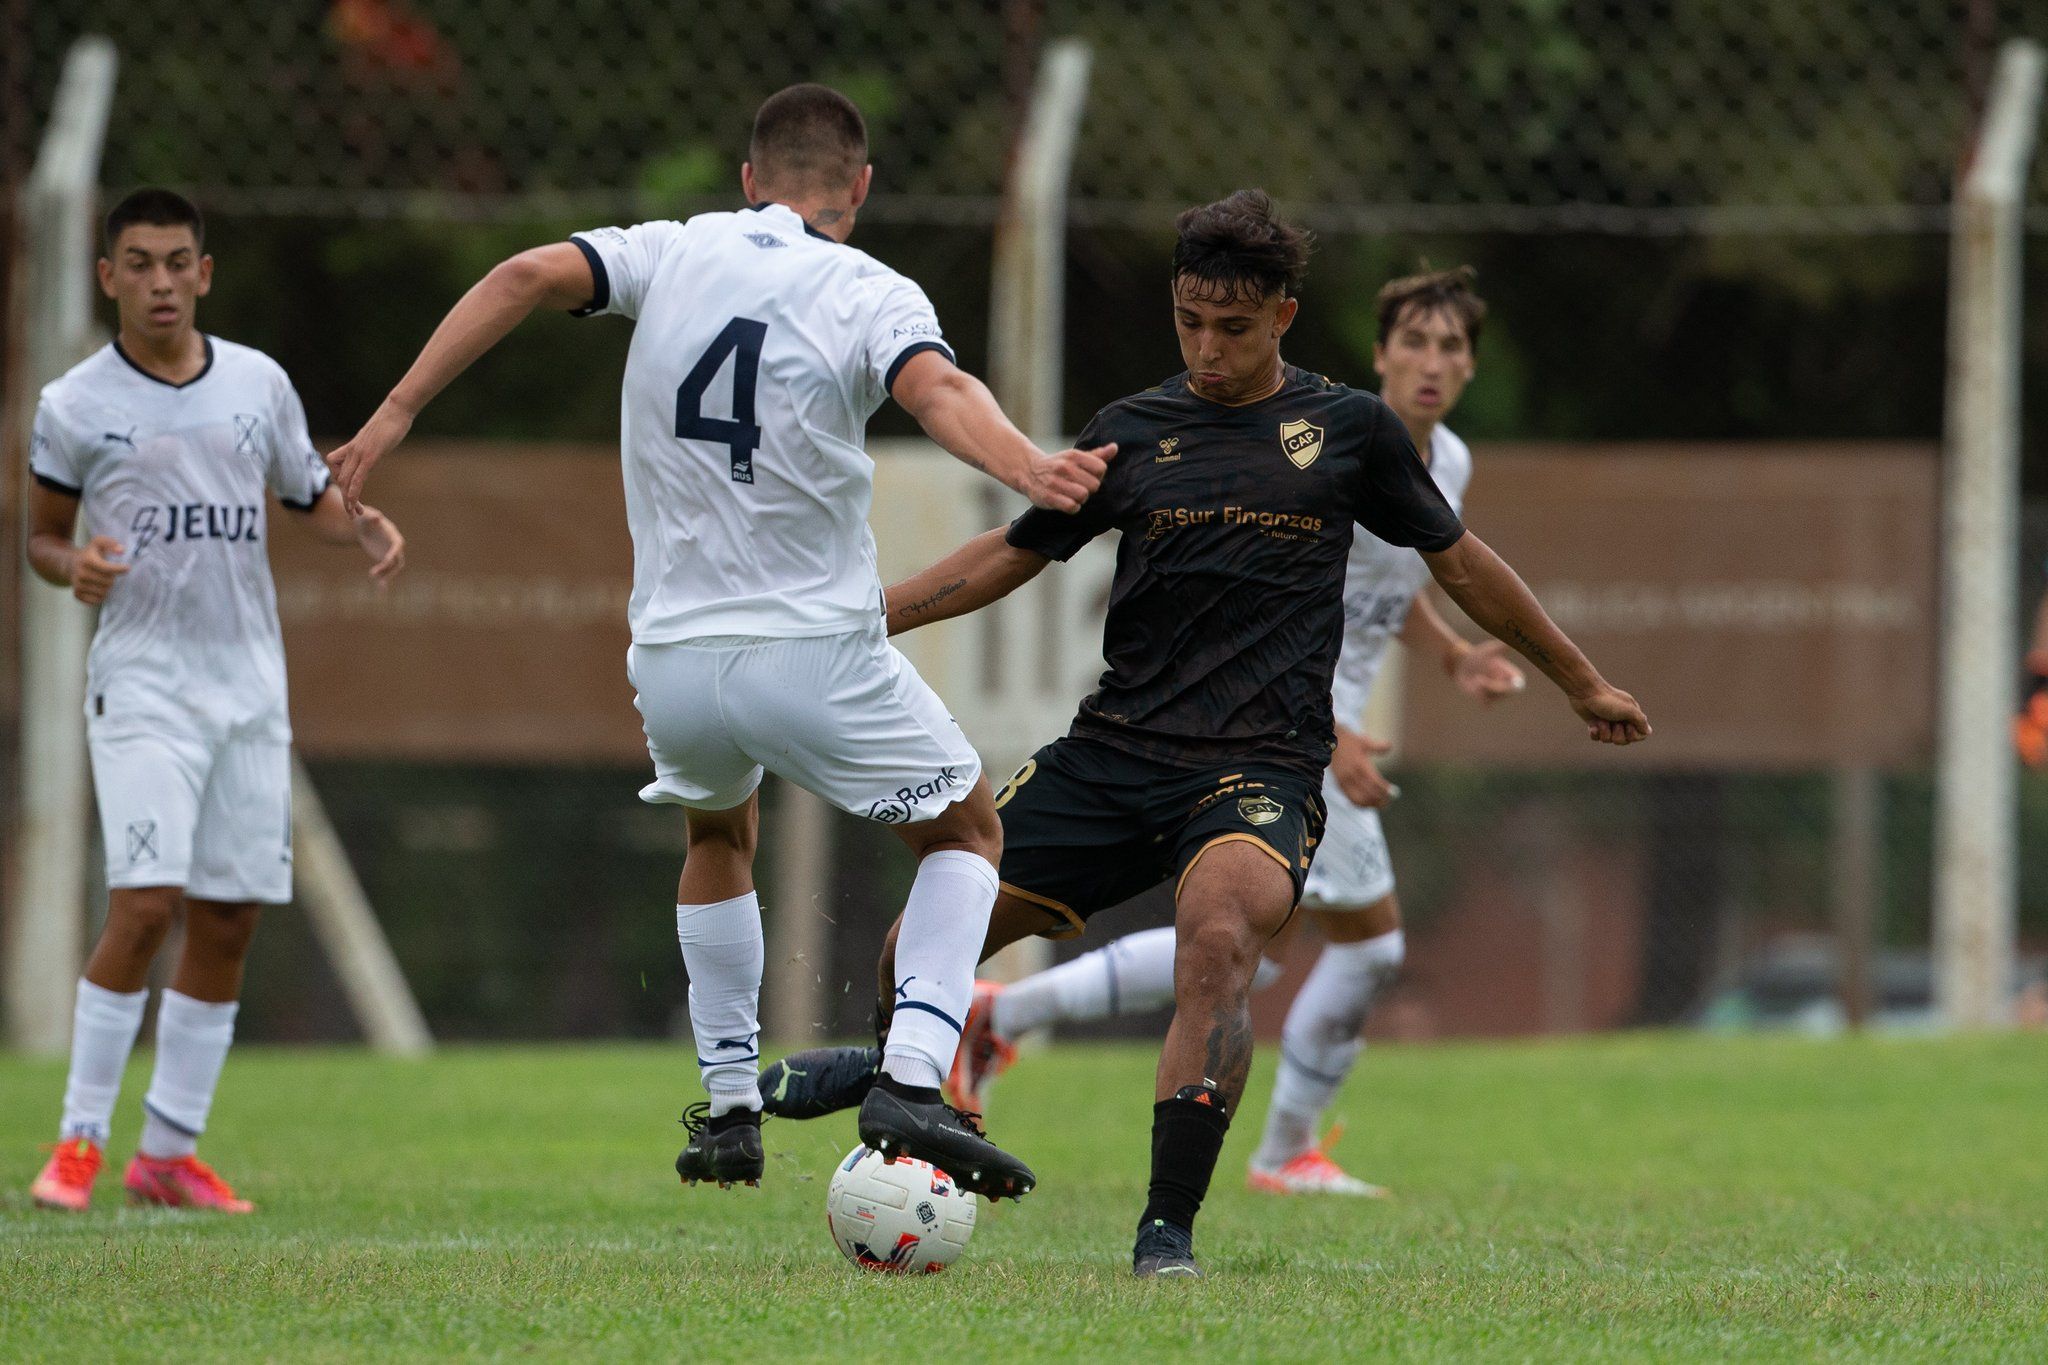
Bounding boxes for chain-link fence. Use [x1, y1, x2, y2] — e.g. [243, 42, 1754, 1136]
[9, 1, 2044, 230]
[8, 3, 2045, 1047]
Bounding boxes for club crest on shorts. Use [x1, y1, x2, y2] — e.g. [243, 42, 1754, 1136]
[1238, 795, 1284, 826]
[1279, 418, 1323, 470]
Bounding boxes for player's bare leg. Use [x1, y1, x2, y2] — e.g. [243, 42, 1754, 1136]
[122, 896, 260, 1212]
[678, 794, 759, 905]
[31, 885, 180, 1211]
[673, 794, 767, 1189]
[1134, 840, 1295, 1278]
[1247, 894, 1400, 1198]
[857, 777, 1038, 1198]
[168, 899, 262, 1003]
[82, 885, 183, 993]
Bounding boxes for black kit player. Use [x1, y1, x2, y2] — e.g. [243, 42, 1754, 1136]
[764, 190, 1651, 1277]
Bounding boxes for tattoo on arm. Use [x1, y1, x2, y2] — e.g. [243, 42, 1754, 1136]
[900, 578, 967, 618]
[1504, 618, 1555, 671]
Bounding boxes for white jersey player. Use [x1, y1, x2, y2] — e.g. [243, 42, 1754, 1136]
[921, 269, 1528, 1197]
[27, 189, 406, 1215]
[327, 84, 1112, 1200]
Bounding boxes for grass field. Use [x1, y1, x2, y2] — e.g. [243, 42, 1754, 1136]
[3, 1032, 2046, 1362]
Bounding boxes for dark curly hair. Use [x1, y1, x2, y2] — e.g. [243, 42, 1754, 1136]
[1171, 189, 1314, 305]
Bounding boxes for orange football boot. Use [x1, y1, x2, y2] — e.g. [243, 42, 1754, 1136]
[30, 1137, 104, 1212]
[943, 980, 1019, 1113]
[1247, 1126, 1390, 1198]
[123, 1153, 255, 1213]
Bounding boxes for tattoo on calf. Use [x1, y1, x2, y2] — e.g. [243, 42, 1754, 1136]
[901, 578, 967, 617]
[1202, 999, 1255, 1102]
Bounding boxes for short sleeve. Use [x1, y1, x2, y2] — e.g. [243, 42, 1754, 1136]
[569, 221, 685, 320]
[1353, 402, 1465, 551]
[865, 274, 955, 394]
[267, 376, 332, 510]
[1004, 411, 1121, 562]
[29, 398, 84, 495]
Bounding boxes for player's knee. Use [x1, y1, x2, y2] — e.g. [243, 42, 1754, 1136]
[1175, 916, 1265, 1001]
[685, 806, 758, 859]
[104, 888, 179, 949]
[954, 797, 1002, 865]
[185, 901, 262, 960]
[901, 783, 1001, 865]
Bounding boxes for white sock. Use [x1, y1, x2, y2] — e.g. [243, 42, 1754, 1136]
[991, 928, 1285, 1038]
[676, 893, 765, 1116]
[882, 849, 998, 1090]
[140, 990, 239, 1159]
[1255, 929, 1405, 1169]
[59, 979, 148, 1144]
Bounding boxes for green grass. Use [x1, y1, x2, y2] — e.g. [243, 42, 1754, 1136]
[3, 1033, 2046, 1362]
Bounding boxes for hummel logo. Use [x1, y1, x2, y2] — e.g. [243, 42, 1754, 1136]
[104, 427, 137, 451]
[1155, 435, 1181, 464]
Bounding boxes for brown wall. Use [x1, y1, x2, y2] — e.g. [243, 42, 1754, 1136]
[1402, 443, 1938, 772]
[277, 441, 1940, 778]
[274, 443, 642, 763]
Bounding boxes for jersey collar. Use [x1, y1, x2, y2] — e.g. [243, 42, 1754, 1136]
[1177, 363, 1298, 411]
[747, 201, 839, 244]
[112, 334, 215, 389]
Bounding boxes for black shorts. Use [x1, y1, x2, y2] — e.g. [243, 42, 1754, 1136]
[993, 736, 1327, 940]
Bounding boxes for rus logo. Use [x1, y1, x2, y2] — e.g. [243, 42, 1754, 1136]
[1279, 418, 1323, 470]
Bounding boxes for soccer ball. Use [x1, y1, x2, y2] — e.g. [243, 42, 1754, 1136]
[825, 1144, 977, 1273]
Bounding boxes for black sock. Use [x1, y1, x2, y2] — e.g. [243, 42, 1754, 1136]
[1139, 1085, 1231, 1235]
[874, 1073, 942, 1107]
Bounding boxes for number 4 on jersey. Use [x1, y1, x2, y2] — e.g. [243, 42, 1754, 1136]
[675, 317, 767, 484]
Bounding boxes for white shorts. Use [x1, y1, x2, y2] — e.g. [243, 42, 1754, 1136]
[630, 625, 983, 823]
[1300, 773, 1395, 909]
[88, 726, 294, 903]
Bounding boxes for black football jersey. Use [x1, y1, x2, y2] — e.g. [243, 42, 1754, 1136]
[1007, 366, 1466, 777]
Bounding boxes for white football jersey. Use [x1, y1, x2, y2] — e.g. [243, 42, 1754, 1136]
[31, 338, 331, 740]
[571, 204, 956, 642]
[1329, 424, 1474, 727]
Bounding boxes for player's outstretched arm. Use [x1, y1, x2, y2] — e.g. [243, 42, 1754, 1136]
[883, 527, 1049, 636]
[889, 351, 1116, 514]
[26, 482, 127, 606]
[1421, 531, 1650, 745]
[1402, 591, 1524, 704]
[328, 242, 596, 511]
[296, 485, 407, 588]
